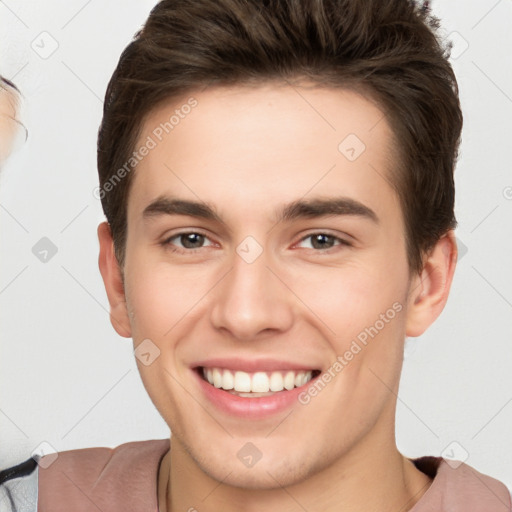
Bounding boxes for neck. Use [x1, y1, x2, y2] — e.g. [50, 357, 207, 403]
[159, 426, 432, 512]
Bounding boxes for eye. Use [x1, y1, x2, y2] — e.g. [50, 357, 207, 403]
[295, 232, 351, 251]
[161, 231, 215, 253]
[160, 230, 351, 255]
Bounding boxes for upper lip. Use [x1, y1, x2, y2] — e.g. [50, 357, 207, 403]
[192, 358, 320, 373]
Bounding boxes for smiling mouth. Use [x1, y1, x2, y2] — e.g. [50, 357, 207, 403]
[197, 367, 321, 397]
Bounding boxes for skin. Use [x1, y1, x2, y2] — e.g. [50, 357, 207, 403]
[0, 84, 23, 164]
[98, 83, 457, 512]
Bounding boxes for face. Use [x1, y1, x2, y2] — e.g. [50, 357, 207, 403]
[101, 83, 436, 488]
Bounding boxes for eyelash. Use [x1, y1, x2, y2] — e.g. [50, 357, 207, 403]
[160, 230, 352, 255]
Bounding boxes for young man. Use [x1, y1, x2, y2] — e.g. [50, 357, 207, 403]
[1, 0, 510, 510]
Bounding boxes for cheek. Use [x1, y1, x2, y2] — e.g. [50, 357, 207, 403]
[291, 257, 407, 338]
[291, 254, 409, 401]
[125, 256, 210, 340]
[299, 270, 407, 439]
[124, 260, 203, 430]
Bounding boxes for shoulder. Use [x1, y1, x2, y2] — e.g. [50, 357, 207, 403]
[411, 456, 512, 511]
[0, 456, 39, 512]
[36, 438, 170, 487]
[38, 438, 169, 510]
[38, 438, 170, 473]
[0, 439, 169, 512]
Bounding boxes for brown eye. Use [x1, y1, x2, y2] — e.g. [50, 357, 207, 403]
[177, 233, 205, 249]
[162, 231, 214, 253]
[297, 233, 351, 251]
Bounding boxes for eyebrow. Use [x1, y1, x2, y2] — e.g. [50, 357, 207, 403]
[142, 195, 379, 225]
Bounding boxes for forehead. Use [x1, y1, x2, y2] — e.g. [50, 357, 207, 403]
[128, 83, 399, 225]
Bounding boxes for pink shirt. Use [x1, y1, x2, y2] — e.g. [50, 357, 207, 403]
[35, 439, 511, 511]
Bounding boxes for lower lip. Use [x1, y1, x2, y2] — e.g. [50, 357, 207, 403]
[194, 369, 316, 419]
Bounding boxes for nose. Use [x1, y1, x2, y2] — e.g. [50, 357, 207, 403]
[209, 242, 294, 341]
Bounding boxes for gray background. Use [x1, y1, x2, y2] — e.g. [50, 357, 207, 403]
[1, 0, 511, 489]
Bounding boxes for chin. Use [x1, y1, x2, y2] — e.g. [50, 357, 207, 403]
[197, 450, 315, 490]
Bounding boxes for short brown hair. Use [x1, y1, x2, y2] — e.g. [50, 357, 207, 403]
[97, 0, 463, 274]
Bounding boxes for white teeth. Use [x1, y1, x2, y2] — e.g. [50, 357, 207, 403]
[234, 371, 252, 392]
[269, 372, 284, 392]
[212, 368, 223, 388]
[284, 371, 295, 390]
[202, 367, 314, 393]
[252, 372, 270, 392]
[222, 369, 234, 390]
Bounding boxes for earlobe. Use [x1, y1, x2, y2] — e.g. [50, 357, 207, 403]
[405, 230, 458, 337]
[97, 221, 132, 338]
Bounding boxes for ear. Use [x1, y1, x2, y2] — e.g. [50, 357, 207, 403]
[405, 230, 458, 337]
[97, 221, 132, 338]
